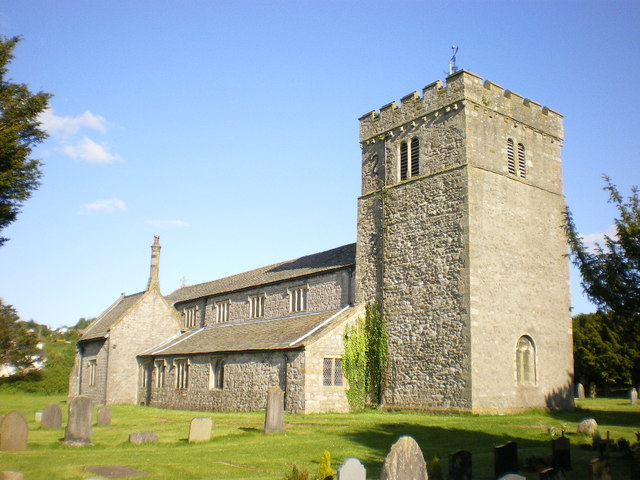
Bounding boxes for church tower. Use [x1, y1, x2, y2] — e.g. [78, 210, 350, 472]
[356, 70, 573, 412]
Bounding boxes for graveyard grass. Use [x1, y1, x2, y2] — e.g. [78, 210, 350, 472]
[1, 394, 638, 479]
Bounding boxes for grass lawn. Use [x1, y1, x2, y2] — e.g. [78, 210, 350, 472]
[1, 393, 638, 479]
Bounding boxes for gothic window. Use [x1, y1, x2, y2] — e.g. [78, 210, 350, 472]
[183, 306, 199, 329]
[517, 143, 526, 178]
[209, 357, 224, 390]
[154, 360, 166, 388]
[174, 359, 189, 389]
[516, 336, 536, 385]
[139, 363, 150, 388]
[249, 294, 265, 319]
[323, 357, 343, 386]
[400, 141, 408, 180]
[507, 138, 516, 175]
[289, 285, 308, 313]
[215, 300, 230, 323]
[88, 359, 96, 386]
[400, 138, 420, 181]
[410, 138, 420, 177]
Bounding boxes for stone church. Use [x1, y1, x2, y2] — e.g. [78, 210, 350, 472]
[69, 70, 574, 414]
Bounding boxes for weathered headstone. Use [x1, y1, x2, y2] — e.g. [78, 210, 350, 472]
[551, 435, 571, 471]
[497, 475, 525, 480]
[589, 458, 612, 480]
[449, 450, 472, 480]
[630, 388, 638, 405]
[576, 383, 585, 399]
[577, 418, 598, 435]
[34, 411, 42, 422]
[336, 457, 366, 480]
[540, 467, 564, 479]
[589, 383, 597, 398]
[97, 405, 111, 426]
[263, 385, 284, 433]
[380, 436, 428, 480]
[41, 403, 62, 429]
[0, 411, 28, 451]
[2, 472, 24, 480]
[63, 395, 93, 446]
[128, 431, 158, 445]
[188, 417, 212, 443]
[494, 441, 518, 478]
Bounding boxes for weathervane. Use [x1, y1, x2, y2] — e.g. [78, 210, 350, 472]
[449, 45, 459, 75]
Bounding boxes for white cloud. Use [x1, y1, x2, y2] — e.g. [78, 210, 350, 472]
[78, 198, 127, 215]
[581, 224, 618, 251]
[39, 107, 107, 136]
[145, 220, 189, 228]
[61, 137, 122, 164]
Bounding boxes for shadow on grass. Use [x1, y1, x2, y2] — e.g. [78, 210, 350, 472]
[548, 405, 640, 428]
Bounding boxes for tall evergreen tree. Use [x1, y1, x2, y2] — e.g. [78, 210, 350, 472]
[0, 35, 51, 246]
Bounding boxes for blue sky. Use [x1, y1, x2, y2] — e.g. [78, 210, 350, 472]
[0, 1, 638, 328]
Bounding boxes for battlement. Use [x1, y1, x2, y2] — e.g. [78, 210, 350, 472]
[359, 70, 563, 142]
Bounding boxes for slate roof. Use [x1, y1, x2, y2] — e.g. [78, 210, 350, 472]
[141, 307, 355, 356]
[80, 292, 145, 342]
[166, 243, 356, 305]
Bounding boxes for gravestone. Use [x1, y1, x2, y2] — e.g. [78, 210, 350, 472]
[336, 457, 366, 480]
[494, 441, 518, 478]
[0, 411, 28, 451]
[35, 411, 42, 422]
[41, 403, 62, 429]
[449, 450, 472, 480]
[589, 458, 612, 480]
[497, 475, 525, 480]
[540, 467, 564, 479]
[263, 385, 284, 433]
[551, 435, 571, 471]
[97, 406, 111, 426]
[576, 383, 585, 399]
[630, 388, 638, 405]
[380, 436, 428, 480]
[128, 431, 158, 445]
[188, 417, 212, 443]
[63, 395, 93, 446]
[576, 418, 598, 435]
[589, 383, 597, 398]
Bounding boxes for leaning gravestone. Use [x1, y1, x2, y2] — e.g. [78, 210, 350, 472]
[589, 458, 612, 480]
[380, 436, 428, 480]
[551, 435, 571, 471]
[63, 395, 93, 446]
[449, 450, 471, 480]
[630, 388, 638, 405]
[0, 411, 28, 451]
[41, 403, 62, 429]
[128, 431, 158, 445]
[494, 441, 518, 478]
[263, 385, 284, 433]
[336, 457, 366, 480]
[188, 417, 212, 443]
[576, 383, 585, 399]
[97, 406, 111, 426]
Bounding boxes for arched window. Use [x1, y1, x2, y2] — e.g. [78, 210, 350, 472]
[507, 138, 516, 175]
[516, 336, 536, 385]
[400, 141, 408, 181]
[517, 143, 526, 178]
[410, 138, 420, 177]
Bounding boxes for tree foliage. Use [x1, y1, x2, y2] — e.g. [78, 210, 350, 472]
[0, 298, 39, 370]
[0, 35, 51, 246]
[565, 176, 640, 317]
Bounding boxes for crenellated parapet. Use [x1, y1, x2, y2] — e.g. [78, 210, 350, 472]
[359, 70, 563, 144]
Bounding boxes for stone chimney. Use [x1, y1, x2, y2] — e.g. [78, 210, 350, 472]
[147, 235, 161, 291]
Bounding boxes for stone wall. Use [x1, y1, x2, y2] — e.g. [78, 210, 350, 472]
[76, 339, 108, 405]
[143, 349, 306, 412]
[105, 290, 182, 405]
[174, 269, 354, 329]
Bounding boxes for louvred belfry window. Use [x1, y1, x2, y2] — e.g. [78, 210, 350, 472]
[400, 141, 408, 181]
[517, 143, 526, 178]
[507, 138, 516, 175]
